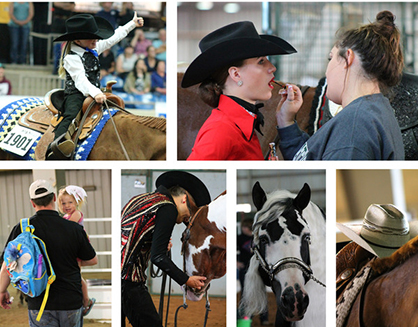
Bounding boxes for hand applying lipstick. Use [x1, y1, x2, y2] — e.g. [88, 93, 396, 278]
[275, 83, 303, 128]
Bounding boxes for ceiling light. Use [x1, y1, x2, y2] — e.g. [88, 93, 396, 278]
[196, 2, 213, 10]
[236, 203, 251, 213]
[224, 3, 240, 14]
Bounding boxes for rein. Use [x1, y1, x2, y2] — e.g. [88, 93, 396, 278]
[174, 285, 211, 327]
[253, 245, 326, 288]
[103, 100, 130, 160]
[176, 205, 212, 327]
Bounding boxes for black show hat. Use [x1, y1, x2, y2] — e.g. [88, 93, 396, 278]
[181, 21, 297, 88]
[156, 171, 211, 207]
[53, 14, 114, 42]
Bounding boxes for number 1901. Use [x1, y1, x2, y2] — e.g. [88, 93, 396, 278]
[2, 132, 32, 151]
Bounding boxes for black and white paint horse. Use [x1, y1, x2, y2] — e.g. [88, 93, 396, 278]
[240, 183, 326, 327]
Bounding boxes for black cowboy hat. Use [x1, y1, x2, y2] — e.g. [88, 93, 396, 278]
[53, 14, 114, 42]
[181, 21, 297, 88]
[156, 171, 211, 207]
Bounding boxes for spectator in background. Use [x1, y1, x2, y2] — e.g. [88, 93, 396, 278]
[115, 45, 137, 81]
[8, 2, 34, 64]
[144, 45, 159, 73]
[153, 28, 166, 62]
[0, 2, 11, 64]
[52, 2, 75, 74]
[0, 63, 12, 95]
[151, 60, 166, 96]
[124, 58, 151, 95]
[237, 218, 269, 325]
[96, 2, 119, 29]
[118, 2, 135, 47]
[130, 29, 152, 57]
[99, 48, 115, 79]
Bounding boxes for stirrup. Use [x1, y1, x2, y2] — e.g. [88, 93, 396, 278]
[46, 133, 75, 160]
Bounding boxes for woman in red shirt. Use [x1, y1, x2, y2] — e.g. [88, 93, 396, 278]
[182, 21, 296, 160]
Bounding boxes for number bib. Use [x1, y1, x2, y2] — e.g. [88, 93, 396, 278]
[0, 125, 41, 156]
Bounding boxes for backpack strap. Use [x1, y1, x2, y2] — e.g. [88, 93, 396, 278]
[33, 235, 56, 321]
[20, 218, 31, 233]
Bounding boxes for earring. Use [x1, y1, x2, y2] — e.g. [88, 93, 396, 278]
[237, 80, 243, 87]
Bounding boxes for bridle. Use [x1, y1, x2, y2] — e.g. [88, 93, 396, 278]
[175, 205, 212, 327]
[252, 232, 326, 288]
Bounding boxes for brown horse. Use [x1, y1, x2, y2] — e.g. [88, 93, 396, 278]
[181, 191, 226, 301]
[343, 236, 418, 327]
[0, 97, 166, 160]
[177, 72, 316, 160]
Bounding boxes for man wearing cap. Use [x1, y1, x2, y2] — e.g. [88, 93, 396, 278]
[121, 171, 210, 327]
[0, 180, 97, 326]
[0, 63, 12, 95]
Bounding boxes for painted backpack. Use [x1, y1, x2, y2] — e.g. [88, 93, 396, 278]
[3, 218, 56, 321]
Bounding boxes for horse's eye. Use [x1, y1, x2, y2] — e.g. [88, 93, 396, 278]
[259, 235, 269, 245]
[304, 234, 311, 245]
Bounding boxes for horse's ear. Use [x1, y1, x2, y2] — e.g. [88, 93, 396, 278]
[293, 183, 311, 212]
[252, 181, 267, 211]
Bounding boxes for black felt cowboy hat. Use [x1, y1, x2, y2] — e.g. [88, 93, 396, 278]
[181, 21, 297, 88]
[156, 171, 211, 207]
[53, 14, 114, 42]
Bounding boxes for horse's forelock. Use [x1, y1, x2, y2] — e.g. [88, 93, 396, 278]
[253, 190, 299, 243]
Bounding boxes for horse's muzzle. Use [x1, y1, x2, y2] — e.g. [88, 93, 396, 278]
[279, 285, 309, 321]
[182, 284, 209, 302]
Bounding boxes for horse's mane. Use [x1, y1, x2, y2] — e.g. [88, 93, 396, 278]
[252, 190, 294, 243]
[119, 113, 166, 132]
[371, 235, 418, 275]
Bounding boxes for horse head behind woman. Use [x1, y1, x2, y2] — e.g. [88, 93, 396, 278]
[181, 191, 226, 301]
[240, 183, 325, 327]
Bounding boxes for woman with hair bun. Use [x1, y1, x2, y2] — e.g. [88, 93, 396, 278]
[276, 11, 405, 160]
[182, 21, 297, 160]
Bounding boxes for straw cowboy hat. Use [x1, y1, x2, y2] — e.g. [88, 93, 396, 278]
[337, 204, 418, 258]
[53, 14, 114, 42]
[181, 21, 297, 88]
[156, 171, 211, 207]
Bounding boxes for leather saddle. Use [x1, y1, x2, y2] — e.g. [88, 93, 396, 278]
[336, 242, 375, 302]
[17, 83, 124, 159]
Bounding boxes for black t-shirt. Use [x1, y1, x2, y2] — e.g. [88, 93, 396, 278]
[99, 51, 115, 72]
[3, 210, 96, 310]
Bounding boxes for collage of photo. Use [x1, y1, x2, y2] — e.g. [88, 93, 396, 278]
[0, 2, 417, 327]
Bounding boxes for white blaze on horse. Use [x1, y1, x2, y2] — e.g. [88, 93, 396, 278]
[240, 183, 326, 327]
[181, 191, 227, 302]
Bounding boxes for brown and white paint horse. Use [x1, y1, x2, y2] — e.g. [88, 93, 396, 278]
[181, 191, 227, 301]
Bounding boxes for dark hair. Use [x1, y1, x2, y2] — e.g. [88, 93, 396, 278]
[32, 191, 54, 207]
[241, 218, 253, 230]
[168, 185, 197, 207]
[335, 11, 403, 94]
[198, 60, 245, 107]
[168, 185, 187, 197]
[133, 58, 147, 79]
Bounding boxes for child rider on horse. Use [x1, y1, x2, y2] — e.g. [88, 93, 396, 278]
[47, 12, 144, 160]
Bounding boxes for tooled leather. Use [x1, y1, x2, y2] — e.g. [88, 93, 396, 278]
[336, 242, 374, 301]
